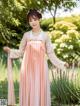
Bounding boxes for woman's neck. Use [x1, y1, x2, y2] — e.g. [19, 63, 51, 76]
[32, 26, 41, 33]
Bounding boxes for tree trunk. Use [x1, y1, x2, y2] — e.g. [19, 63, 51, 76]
[53, 4, 57, 24]
[49, 4, 57, 25]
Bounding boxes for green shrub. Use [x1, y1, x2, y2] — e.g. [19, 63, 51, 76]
[49, 21, 80, 65]
[41, 18, 53, 31]
[72, 16, 80, 31]
[53, 21, 77, 33]
[49, 30, 63, 41]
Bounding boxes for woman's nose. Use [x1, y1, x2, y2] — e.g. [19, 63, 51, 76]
[32, 20, 36, 23]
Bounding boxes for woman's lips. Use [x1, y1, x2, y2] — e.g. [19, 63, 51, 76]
[32, 24, 37, 26]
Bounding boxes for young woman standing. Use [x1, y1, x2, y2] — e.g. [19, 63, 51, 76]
[3, 9, 68, 106]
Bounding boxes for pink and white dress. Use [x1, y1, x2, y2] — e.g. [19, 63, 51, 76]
[7, 30, 65, 106]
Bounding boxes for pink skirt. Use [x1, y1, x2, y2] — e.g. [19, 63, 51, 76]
[7, 40, 51, 106]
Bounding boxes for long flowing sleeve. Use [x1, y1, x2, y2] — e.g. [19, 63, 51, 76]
[45, 33, 66, 70]
[9, 32, 27, 59]
[7, 32, 27, 105]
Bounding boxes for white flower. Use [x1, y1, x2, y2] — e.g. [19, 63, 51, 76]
[68, 45, 73, 49]
[60, 43, 67, 48]
[63, 54, 68, 58]
[53, 44, 57, 49]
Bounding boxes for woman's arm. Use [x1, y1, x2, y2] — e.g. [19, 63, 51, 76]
[45, 32, 66, 70]
[8, 32, 27, 59]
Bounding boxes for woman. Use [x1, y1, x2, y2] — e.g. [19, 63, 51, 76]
[3, 9, 68, 106]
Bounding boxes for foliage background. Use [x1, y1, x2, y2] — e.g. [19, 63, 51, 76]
[0, 0, 80, 105]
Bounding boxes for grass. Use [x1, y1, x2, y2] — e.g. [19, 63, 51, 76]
[50, 67, 80, 106]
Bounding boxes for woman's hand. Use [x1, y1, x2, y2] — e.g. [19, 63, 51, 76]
[3, 46, 11, 53]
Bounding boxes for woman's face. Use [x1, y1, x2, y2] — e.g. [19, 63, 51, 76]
[29, 16, 40, 29]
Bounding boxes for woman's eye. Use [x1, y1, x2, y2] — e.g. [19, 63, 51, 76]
[34, 18, 37, 21]
[29, 18, 38, 22]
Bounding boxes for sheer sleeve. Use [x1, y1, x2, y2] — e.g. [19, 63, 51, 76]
[45, 32, 66, 70]
[9, 32, 27, 59]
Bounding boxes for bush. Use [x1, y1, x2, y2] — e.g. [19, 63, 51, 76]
[49, 21, 80, 65]
[53, 21, 77, 33]
[41, 18, 53, 31]
[72, 16, 80, 31]
[49, 30, 63, 41]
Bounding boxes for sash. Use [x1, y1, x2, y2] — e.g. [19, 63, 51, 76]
[7, 53, 16, 105]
